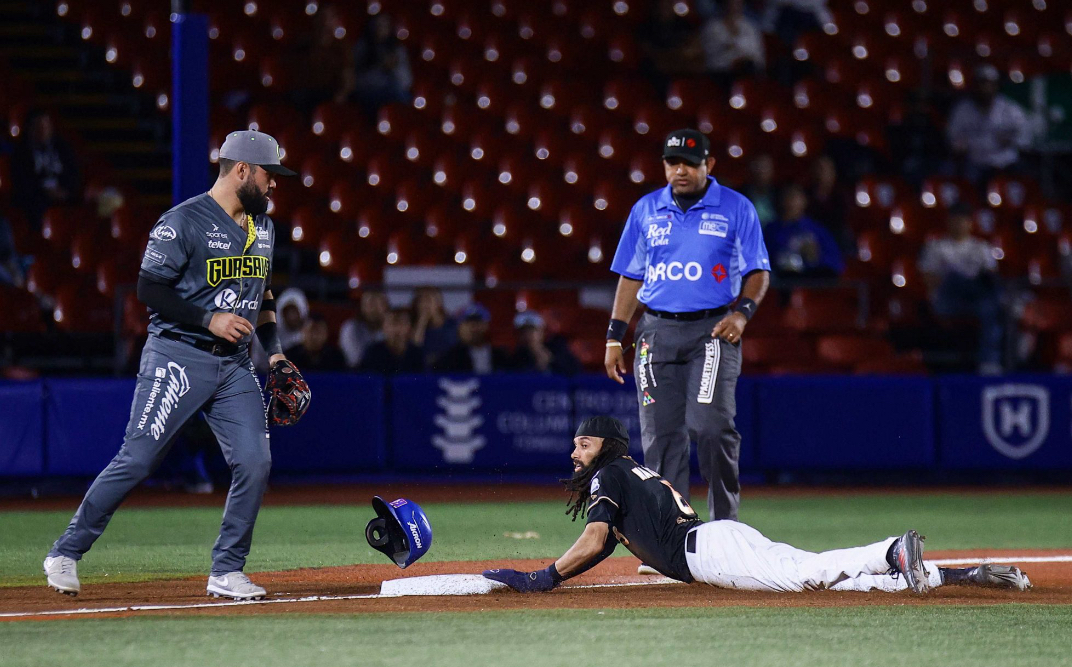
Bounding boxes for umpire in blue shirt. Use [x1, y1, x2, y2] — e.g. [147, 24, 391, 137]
[605, 129, 770, 521]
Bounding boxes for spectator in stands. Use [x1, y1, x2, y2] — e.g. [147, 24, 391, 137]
[359, 307, 425, 375]
[292, 4, 351, 112]
[411, 286, 457, 367]
[806, 155, 853, 257]
[701, 0, 766, 87]
[339, 288, 388, 368]
[761, 0, 831, 47]
[276, 287, 310, 354]
[337, 13, 412, 112]
[918, 203, 1004, 374]
[765, 184, 844, 279]
[888, 91, 950, 190]
[0, 214, 26, 288]
[286, 313, 346, 372]
[638, 0, 704, 80]
[742, 154, 779, 226]
[509, 311, 581, 376]
[947, 64, 1032, 191]
[11, 110, 80, 231]
[433, 303, 509, 374]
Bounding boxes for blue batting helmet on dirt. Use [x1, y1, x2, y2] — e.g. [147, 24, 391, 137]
[365, 496, 433, 568]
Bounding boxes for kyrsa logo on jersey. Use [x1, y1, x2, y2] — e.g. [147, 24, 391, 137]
[206, 255, 269, 286]
[255, 227, 269, 240]
[214, 288, 259, 311]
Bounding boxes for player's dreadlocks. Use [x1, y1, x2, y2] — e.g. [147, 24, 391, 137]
[561, 437, 631, 522]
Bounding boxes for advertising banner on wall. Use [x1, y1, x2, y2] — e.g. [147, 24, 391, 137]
[391, 374, 574, 471]
[936, 376, 1072, 469]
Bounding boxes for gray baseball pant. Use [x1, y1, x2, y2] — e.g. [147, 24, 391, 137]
[633, 311, 742, 521]
[48, 334, 272, 575]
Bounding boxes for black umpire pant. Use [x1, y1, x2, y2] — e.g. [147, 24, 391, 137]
[633, 311, 742, 521]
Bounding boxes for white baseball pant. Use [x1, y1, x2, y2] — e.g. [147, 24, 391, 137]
[684, 520, 943, 592]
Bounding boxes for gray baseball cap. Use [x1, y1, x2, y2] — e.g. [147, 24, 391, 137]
[218, 129, 297, 176]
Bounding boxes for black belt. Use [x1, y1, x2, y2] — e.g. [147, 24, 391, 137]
[647, 306, 729, 321]
[159, 330, 241, 357]
[686, 528, 698, 554]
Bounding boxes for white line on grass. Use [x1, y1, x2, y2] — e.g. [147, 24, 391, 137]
[928, 555, 1072, 566]
[3, 554, 1069, 620]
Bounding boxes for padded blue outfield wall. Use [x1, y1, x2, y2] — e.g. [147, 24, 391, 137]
[0, 374, 1070, 477]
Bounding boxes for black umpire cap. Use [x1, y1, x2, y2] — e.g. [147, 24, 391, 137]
[662, 129, 710, 165]
[575, 416, 629, 446]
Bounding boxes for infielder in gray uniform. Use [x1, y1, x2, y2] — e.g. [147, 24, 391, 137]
[605, 130, 770, 528]
[43, 130, 309, 600]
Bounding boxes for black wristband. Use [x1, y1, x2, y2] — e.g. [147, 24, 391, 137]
[256, 320, 284, 357]
[734, 298, 757, 321]
[606, 318, 628, 341]
[547, 562, 564, 584]
[261, 297, 276, 313]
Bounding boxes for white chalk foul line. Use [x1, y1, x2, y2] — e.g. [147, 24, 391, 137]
[3, 555, 1070, 619]
[0, 593, 380, 620]
[928, 555, 1072, 566]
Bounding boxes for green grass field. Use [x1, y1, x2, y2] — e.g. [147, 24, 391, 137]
[3, 490, 1071, 666]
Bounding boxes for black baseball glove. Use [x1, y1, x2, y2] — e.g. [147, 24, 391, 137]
[265, 360, 311, 426]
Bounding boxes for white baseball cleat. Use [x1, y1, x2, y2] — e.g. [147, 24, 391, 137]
[43, 556, 81, 596]
[207, 572, 266, 600]
[637, 564, 661, 576]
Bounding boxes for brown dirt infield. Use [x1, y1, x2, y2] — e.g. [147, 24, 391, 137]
[4, 550, 1071, 621]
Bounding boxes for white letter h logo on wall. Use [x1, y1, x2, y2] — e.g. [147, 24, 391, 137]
[982, 384, 1050, 460]
[432, 378, 486, 463]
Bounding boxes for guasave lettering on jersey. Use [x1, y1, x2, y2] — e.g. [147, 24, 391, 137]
[206, 255, 269, 287]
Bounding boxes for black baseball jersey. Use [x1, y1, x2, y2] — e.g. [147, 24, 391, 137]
[586, 456, 703, 582]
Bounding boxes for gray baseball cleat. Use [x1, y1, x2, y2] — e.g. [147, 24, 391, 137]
[890, 530, 930, 595]
[43, 556, 81, 596]
[969, 564, 1032, 591]
[207, 572, 266, 600]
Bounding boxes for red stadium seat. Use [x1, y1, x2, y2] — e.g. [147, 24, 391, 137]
[816, 334, 895, 366]
[854, 352, 928, 375]
[783, 287, 863, 333]
[741, 336, 815, 367]
[52, 281, 113, 332]
[1022, 297, 1072, 333]
[0, 286, 44, 333]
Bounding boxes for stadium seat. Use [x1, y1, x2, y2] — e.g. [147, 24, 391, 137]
[853, 351, 928, 375]
[816, 334, 895, 366]
[783, 287, 863, 333]
[1022, 297, 1072, 333]
[0, 286, 44, 333]
[741, 336, 814, 367]
[52, 281, 113, 333]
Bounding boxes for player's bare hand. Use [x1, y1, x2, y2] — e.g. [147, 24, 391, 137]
[711, 312, 747, 344]
[605, 344, 627, 385]
[209, 313, 254, 342]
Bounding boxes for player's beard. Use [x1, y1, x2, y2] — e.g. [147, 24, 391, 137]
[237, 178, 270, 217]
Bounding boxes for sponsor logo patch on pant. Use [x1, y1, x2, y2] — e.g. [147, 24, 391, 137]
[697, 340, 719, 404]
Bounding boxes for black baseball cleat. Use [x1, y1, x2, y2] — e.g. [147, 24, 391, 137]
[941, 563, 1032, 591]
[888, 530, 930, 595]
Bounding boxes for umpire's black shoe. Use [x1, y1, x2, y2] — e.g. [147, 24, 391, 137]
[888, 530, 930, 595]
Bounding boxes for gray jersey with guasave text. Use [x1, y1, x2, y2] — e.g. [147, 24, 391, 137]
[139, 193, 275, 344]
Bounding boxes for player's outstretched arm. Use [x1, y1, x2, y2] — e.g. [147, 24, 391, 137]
[483, 523, 612, 593]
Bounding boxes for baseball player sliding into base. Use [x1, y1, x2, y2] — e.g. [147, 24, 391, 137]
[484, 417, 1031, 595]
[43, 131, 311, 601]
